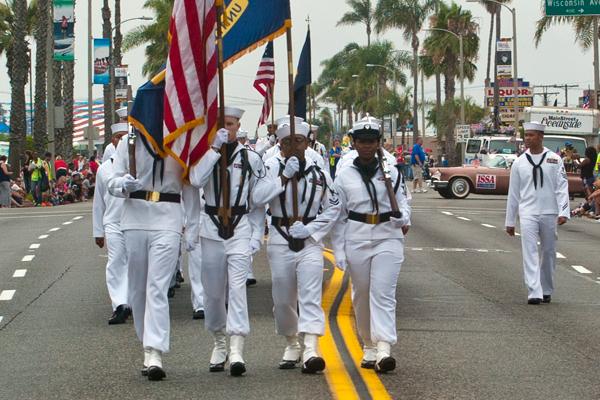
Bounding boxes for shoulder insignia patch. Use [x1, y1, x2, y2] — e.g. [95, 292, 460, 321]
[546, 158, 558, 164]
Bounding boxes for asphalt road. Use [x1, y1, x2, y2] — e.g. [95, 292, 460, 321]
[1, 192, 599, 399]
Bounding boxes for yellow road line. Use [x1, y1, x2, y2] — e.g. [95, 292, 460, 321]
[321, 252, 360, 400]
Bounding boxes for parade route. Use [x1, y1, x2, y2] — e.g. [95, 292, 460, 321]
[2, 193, 600, 399]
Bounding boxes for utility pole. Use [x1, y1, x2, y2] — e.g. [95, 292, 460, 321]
[594, 17, 599, 109]
[46, 3, 55, 157]
[550, 84, 579, 107]
[533, 85, 560, 106]
[87, 0, 94, 155]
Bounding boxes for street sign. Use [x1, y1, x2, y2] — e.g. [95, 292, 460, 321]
[545, 0, 600, 16]
[455, 124, 471, 143]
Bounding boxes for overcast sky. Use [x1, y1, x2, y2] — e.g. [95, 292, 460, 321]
[0, 0, 595, 134]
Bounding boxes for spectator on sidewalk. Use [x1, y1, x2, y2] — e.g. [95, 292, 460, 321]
[329, 139, 343, 179]
[89, 156, 99, 175]
[55, 155, 68, 180]
[0, 155, 13, 208]
[29, 152, 44, 206]
[411, 137, 427, 193]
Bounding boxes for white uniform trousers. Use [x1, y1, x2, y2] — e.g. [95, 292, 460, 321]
[188, 245, 205, 311]
[201, 237, 250, 336]
[346, 239, 404, 345]
[104, 224, 128, 310]
[124, 230, 181, 353]
[519, 214, 557, 299]
[267, 241, 325, 337]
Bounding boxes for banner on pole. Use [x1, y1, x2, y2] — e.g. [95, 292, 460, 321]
[53, 0, 75, 61]
[496, 38, 512, 79]
[115, 66, 128, 102]
[93, 38, 111, 85]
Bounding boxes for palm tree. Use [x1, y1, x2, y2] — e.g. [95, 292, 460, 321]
[375, 0, 436, 141]
[52, 60, 64, 156]
[33, 0, 49, 154]
[123, 0, 173, 78]
[534, 14, 595, 50]
[61, 60, 75, 158]
[337, 0, 375, 46]
[423, 1, 479, 163]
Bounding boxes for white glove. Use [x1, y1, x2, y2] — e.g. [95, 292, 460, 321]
[283, 156, 300, 179]
[335, 257, 347, 271]
[268, 134, 277, 146]
[390, 215, 406, 229]
[289, 221, 311, 239]
[122, 174, 143, 194]
[185, 238, 196, 252]
[249, 238, 261, 255]
[212, 128, 229, 149]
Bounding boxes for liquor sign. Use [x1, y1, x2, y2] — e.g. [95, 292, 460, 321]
[53, 0, 75, 61]
[115, 66, 129, 102]
[486, 80, 533, 123]
[496, 38, 512, 78]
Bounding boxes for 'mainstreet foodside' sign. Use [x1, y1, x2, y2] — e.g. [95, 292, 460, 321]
[545, 0, 600, 16]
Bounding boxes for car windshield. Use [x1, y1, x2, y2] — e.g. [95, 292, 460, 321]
[488, 139, 520, 155]
[466, 139, 481, 154]
[483, 157, 508, 169]
[543, 137, 586, 155]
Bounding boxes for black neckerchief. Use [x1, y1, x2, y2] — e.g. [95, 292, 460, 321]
[353, 157, 380, 213]
[225, 142, 239, 166]
[525, 151, 548, 189]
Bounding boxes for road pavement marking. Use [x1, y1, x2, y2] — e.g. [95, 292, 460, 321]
[21, 255, 35, 262]
[0, 290, 16, 301]
[457, 217, 471, 221]
[477, 249, 489, 253]
[556, 252, 566, 259]
[411, 247, 423, 251]
[572, 265, 592, 274]
[29, 243, 40, 249]
[0, 316, 3, 323]
[48, 228, 60, 232]
[442, 211, 454, 216]
[73, 216, 83, 220]
[62, 221, 73, 225]
[481, 223, 496, 228]
[38, 234, 49, 239]
[515, 232, 521, 236]
[13, 269, 27, 278]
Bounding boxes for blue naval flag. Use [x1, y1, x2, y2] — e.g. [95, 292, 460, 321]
[222, 0, 291, 66]
[293, 29, 311, 119]
[128, 75, 167, 158]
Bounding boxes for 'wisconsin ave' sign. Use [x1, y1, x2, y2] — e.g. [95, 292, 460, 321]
[546, 0, 600, 16]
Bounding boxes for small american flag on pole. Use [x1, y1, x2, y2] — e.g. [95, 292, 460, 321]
[163, 0, 218, 177]
[254, 41, 275, 128]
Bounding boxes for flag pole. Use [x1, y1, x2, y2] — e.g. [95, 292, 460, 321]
[216, 1, 230, 231]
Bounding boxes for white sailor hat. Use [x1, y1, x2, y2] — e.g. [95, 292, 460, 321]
[223, 106, 245, 119]
[275, 115, 308, 139]
[523, 121, 545, 133]
[351, 115, 382, 138]
[111, 122, 129, 135]
[309, 124, 319, 132]
[236, 129, 248, 139]
[115, 107, 128, 119]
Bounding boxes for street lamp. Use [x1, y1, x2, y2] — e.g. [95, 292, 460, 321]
[467, 0, 518, 130]
[366, 63, 398, 146]
[424, 28, 465, 126]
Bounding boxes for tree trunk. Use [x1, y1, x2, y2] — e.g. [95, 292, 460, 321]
[444, 73, 457, 165]
[8, 0, 29, 170]
[366, 22, 371, 47]
[485, 11, 494, 87]
[62, 61, 75, 158]
[102, 1, 113, 148]
[52, 61, 64, 156]
[33, 0, 49, 154]
[412, 38, 419, 141]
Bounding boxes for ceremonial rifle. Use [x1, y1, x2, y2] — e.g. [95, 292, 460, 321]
[377, 146, 400, 216]
[128, 129, 137, 178]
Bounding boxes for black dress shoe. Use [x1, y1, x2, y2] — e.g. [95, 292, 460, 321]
[528, 298, 542, 305]
[174, 281, 181, 289]
[375, 356, 396, 373]
[147, 366, 166, 381]
[542, 295, 551, 304]
[360, 360, 376, 369]
[167, 287, 175, 298]
[193, 309, 205, 320]
[246, 278, 257, 287]
[108, 305, 128, 325]
[123, 307, 132, 320]
[176, 270, 184, 283]
[230, 362, 246, 376]
[141, 366, 148, 376]
[209, 361, 226, 372]
[278, 358, 299, 369]
[301, 357, 326, 374]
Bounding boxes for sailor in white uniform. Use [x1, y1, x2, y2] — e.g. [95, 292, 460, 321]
[92, 123, 130, 325]
[255, 123, 278, 157]
[189, 106, 265, 376]
[253, 117, 340, 373]
[184, 191, 205, 319]
[505, 121, 570, 304]
[108, 126, 199, 381]
[331, 116, 411, 373]
[238, 128, 258, 285]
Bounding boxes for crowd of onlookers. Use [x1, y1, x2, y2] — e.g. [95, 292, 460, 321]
[0, 150, 98, 208]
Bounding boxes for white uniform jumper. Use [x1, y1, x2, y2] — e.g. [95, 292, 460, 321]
[253, 152, 340, 368]
[506, 147, 570, 300]
[189, 143, 264, 370]
[185, 189, 205, 314]
[92, 159, 128, 312]
[332, 157, 411, 366]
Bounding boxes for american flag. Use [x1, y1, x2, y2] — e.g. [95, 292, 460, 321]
[163, 0, 218, 176]
[254, 41, 275, 128]
[73, 101, 105, 143]
[582, 95, 590, 109]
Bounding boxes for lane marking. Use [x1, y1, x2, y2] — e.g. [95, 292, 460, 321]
[49, 228, 60, 232]
[556, 252, 566, 259]
[38, 235, 49, 239]
[13, 269, 27, 278]
[0, 290, 16, 301]
[477, 249, 489, 253]
[73, 216, 83, 220]
[457, 217, 471, 221]
[29, 243, 40, 249]
[21, 255, 35, 262]
[515, 233, 521, 236]
[321, 252, 361, 400]
[572, 265, 592, 274]
[0, 316, 3, 323]
[481, 223, 496, 228]
[411, 247, 423, 251]
[62, 221, 73, 225]
[441, 211, 454, 216]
